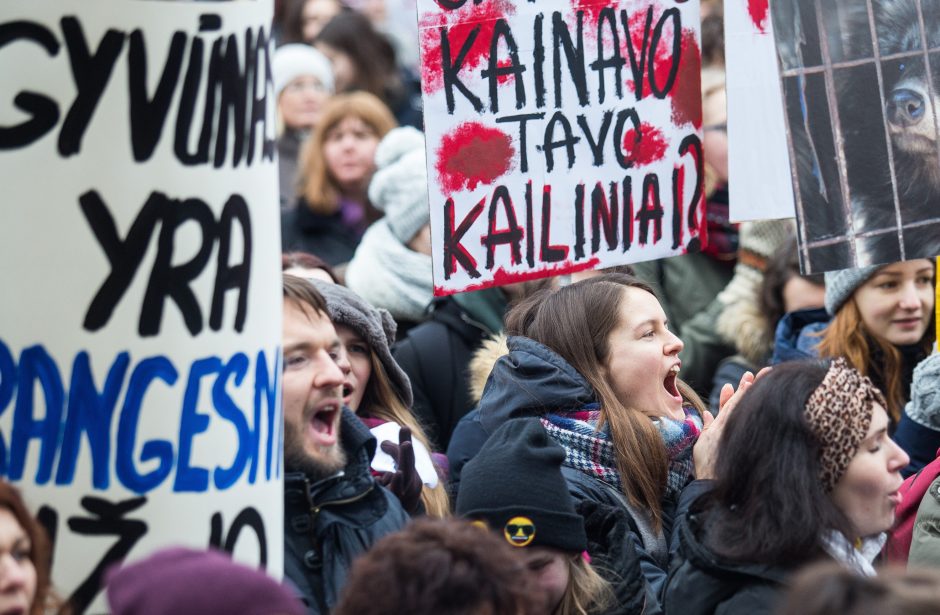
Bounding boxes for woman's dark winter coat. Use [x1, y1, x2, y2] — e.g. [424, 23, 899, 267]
[281, 199, 361, 266]
[770, 307, 828, 364]
[664, 496, 789, 615]
[446, 335, 708, 612]
[393, 296, 499, 450]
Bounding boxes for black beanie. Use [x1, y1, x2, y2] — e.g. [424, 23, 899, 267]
[456, 418, 588, 553]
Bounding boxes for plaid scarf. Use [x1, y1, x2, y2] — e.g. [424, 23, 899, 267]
[540, 404, 703, 500]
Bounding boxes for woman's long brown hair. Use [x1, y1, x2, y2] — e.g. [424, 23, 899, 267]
[0, 482, 52, 615]
[360, 352, 450, 518]
[506, 273, 705, 531]
[817, 298, 934, 422]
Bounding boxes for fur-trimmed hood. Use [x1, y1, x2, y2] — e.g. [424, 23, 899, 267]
[467, 334, 509, 405]
[715, 289, 773, 366]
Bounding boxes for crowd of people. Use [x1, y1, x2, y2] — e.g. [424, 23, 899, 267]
[5, 0, 940, 613]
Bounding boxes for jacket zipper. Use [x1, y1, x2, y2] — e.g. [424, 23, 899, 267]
[302, 479, 376, 612]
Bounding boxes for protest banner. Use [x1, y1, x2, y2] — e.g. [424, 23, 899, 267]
[771, 0, 940, 273]
[418, 0, 706, 295]
[724, 0, 795, 222]
[0, 1, 282, 611]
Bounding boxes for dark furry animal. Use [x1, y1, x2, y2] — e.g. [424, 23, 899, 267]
[839, 0, 940, 264]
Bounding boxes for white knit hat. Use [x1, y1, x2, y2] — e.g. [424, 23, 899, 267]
[368, 127, 431, 244]
[273, 44, 334, 98]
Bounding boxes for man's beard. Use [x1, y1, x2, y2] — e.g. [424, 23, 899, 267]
[283, 420, 347, 482]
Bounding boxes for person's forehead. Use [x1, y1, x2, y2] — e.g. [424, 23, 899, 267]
[874, 259, 933, 277]
[334, 322, 365, 340]
[334, 116, 370, 131]
[0, 508, 26, 541]
[284, 301, 336, 342]
[617, 287, 664, 323]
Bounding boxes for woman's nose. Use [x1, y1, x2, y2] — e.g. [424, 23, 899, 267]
[334, 349, 351, 375]
[897, 281, 922, 310]
[888, 438, 910, 472]
[0, 555, 27, 592]
[665, 331, 684, 355]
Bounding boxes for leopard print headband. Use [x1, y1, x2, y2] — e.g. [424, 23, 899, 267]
[804, 358, 884, 492]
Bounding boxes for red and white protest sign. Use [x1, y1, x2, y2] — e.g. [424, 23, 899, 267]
[418, 0, 706, 295]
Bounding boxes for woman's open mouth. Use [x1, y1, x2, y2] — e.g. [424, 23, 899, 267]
[663, 365, 682, 402]
[888, 490, 903, 507]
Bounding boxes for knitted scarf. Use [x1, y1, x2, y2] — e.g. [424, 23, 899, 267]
[540, 403, 703, 500]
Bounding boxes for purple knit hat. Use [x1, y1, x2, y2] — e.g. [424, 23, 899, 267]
[105, 547, 305, 615]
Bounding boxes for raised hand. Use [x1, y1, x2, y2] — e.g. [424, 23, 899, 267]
[377, 427, 423, 515]
[694, 367, 771, 479]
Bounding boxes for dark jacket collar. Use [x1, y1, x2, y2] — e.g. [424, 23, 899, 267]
[425, 297, 491, 343]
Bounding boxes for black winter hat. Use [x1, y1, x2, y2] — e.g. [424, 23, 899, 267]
[456, 418, 587, 553]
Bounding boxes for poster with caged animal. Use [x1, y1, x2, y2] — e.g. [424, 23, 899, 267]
[771, 0, 940, 273]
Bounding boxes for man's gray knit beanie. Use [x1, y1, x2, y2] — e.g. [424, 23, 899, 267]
[309, 280, 414, 409]
[824, 264, 882, 316]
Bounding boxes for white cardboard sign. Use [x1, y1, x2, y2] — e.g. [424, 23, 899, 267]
[0, 1, 283, 611]
[725, 0, 796, 222]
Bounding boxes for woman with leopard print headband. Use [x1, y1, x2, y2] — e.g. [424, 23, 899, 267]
[665, 358, 909, 614]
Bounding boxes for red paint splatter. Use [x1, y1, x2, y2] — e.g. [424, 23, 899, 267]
[419, 0, 517, 95]
[671, 30, 702, 129]
[434, 257, 603, 296]
[624, 6, 674, 98]
[747, 0, 769, 33]
[496, 59, 513, 85]
[569, 0, 618, 34]
[436, 122, 515, 193]
[622, 123, 668, 166]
